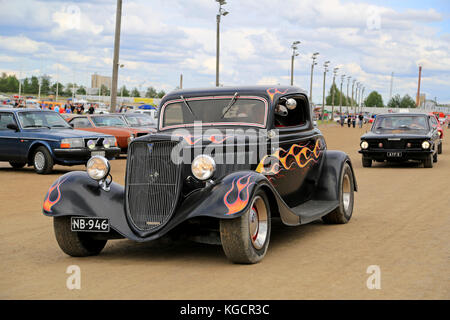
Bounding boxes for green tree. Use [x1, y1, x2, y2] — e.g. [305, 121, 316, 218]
[131, 88, 140, 97]
[157, 90, 166, 99]
[22, 78, 30, 94]
[387, 94, 401, 109]
[325, 83, 349, 107]
[51, 82, 64, 95]
[145, 86, 157, 98]
[40, 75, 51, 95]
[364, 91, 384, 107]
[400, 94, 416, 109]
[29, 76, 39, 94]
[76, 86, 86, 95]
[100, 84, 110, 96]
[119, 85, 130, 97]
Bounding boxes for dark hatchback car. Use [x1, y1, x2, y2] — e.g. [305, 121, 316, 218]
[43, 86, 357, 264]
[359, 113, 440, 168]
[0, 109, 120, 174]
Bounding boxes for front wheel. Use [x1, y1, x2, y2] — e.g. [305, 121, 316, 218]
[33, 146, 54, 174]
[53, 216, 107, 257]
[423, 154, 433, 168]
[220, 190, 271, 264]
[323, 162, 354, 224]
[438, 142, 442, 154]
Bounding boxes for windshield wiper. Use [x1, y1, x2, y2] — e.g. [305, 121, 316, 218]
[180, 95, 197, 120]
[24, 125, 51, 129]
[221, 92, 239, 119]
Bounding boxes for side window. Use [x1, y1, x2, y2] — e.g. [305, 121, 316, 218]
[274, 96, 308, 128]
[70, 117, 92, 128]
[0, 113, 17, 130]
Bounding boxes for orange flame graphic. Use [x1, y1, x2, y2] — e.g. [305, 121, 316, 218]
[224, 174, 254, 215]
[266, 88, 288, 102]
[177, 134, 232, 145]
[256, 140, 322, 175]
[43, 177, 68, 213]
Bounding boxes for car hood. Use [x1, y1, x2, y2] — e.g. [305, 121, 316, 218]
[22, 128, 113, 139]
[361, 131, 431, 140]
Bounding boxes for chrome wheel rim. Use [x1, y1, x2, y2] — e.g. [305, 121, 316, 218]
[248, 195, 268, 250]
[342, 173, 351, 212]
[34, 152, 45, 171]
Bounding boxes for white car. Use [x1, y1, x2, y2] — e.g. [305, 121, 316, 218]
[131, 109, 157, 120]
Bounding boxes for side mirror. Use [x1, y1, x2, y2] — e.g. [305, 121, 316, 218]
[7, 123, 19, 131]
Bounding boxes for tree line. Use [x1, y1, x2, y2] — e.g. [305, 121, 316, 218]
[0, 73, 165, 99]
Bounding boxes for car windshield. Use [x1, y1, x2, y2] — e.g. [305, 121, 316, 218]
[18, 111, 71, 129]
[161, 97, 267, 128]
[91, 116, 127, 127]
[372, 115, 429, 133]
[124, 114, 156, 127]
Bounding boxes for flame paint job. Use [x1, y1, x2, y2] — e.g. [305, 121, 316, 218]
[43, 176, 69, 213]
[177, 134, 233, 145]
[224, 174, 255, 215]
[266, 88, 288, 102]
[256, 140, 322, 175]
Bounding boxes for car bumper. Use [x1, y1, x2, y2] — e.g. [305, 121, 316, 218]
[359, 149, 432, 161]
[53, 147, 121, 164]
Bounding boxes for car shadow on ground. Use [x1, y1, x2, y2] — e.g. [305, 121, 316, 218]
[370, 161, 425, 169]
[0, 167, 76, 175]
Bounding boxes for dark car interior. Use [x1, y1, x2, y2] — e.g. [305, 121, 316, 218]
[274, 95, 309, 128]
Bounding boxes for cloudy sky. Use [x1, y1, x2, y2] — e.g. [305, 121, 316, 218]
[0, 0, 449, 104]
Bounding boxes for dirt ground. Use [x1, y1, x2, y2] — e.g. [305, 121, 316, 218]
[0, 123, 449, 299]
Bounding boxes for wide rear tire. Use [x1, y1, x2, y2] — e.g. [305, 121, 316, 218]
[220, 189, 271, 264]
[53, 216, 107, 257]
[323, 162, 354, 224]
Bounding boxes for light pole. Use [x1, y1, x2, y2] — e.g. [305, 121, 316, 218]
[361, 87, 365, 112]
[331, 67, 339, 119]
[321, 61, 330, 120]
[339, 74, 345, 115]
[215, 0, 229, 87]
[309, 52, 319, 104]
[110, 0, 123, 114]
[290, 41, 300, 86]
[346, 76, 351, 114]
[351, 79, 356, 117]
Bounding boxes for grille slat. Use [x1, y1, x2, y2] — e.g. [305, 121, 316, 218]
[126, 140, 181, 231]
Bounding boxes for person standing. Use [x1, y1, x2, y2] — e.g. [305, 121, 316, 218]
[352, 114, 356, 128]
[358, 114, 364, 128]
[340, 114, 344, 127]
[347, 114, 351, 128]
[88, 104, 95, 114]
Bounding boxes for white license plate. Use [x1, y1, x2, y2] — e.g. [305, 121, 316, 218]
[71, 217, 110, 232]
[387, 152, 402, 157]
[91, 151, 105, 157]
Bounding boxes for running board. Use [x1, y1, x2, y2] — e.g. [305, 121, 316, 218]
[290, 200, 339, 224]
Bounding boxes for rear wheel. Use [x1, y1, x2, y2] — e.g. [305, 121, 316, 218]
[9, 161, 26, 169]
[433, 151, 438, 163]
[33, 146, 54, 174]
[362, 156, 372, 167]
[423, 154, 433, 168]
[53, 216, 107, 257]
[220, 190, 271, 264]
[323, 163, 354, 224]
[438, 142, 442, 154]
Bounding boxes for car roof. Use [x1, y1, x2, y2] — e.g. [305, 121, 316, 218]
[162, 85, 308, 105]
[0, 108, 48, 113]
[376, 113, 428, 117]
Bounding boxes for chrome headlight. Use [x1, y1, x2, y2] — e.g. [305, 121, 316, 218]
[438, 131, 442, 138]
[421, 141, 430, 149]
[61, 138, 84, 148]
[87, 139, 96, 150]
[103, 137, 116, 149]
[360, 141, 369, 149]
[191, 155, 216, 181]
[86, 156, 110, 181]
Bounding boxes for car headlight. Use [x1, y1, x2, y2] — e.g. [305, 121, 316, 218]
[86, 156, 110, 181]
[191, 155, 216, 181]
[87, 139, 96, 150]
[103, 137, 116, 149]
[360, 141, 369, 149]
[438, 131, 442, 138]
[60, 138, 84, 148]
[421, 141, 430, 149]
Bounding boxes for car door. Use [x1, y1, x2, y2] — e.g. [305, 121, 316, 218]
[0, 112, 22, 162]
[428, 116, 440, 151]
[265, 95, 325, 208]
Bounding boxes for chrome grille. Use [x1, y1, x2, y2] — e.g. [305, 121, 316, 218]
[126, 140, 181, 231]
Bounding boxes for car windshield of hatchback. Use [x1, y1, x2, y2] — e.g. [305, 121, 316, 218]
[373, 115, 429, 133]
[161, 97, 267, 128]
[91, 116, 127, 127]
[18, 111, 72, 129]
[124, 114, 156, 127]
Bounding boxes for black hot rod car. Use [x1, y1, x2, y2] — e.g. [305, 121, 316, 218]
[43, 86, 357, 264]
[359, 113, 441, 168]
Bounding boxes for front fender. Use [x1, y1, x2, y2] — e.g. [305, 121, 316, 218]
[42, 171, 142, 241]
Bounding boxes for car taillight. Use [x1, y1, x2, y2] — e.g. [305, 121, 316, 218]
[378, 142, 383, 148]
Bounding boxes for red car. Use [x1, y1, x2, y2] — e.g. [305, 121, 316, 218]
[428, 113, 443, 154]
[66, 114, 151, 152]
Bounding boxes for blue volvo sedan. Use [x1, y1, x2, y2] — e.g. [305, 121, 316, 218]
[0, 109, 121, 174]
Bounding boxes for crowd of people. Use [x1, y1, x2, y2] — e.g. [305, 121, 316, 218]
[338, 113, 367, 128]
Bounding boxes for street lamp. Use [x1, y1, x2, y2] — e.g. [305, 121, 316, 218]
[331, 67, 339, 119]
[215, 0, 229, 87]
[339, 74, 345, 115]
[351, 79, 356, 117]
[321, 61, 330, 120]
[290, 41, 300, 86]
[346, 76, 351, 114]
[309, 52, 319, 103]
